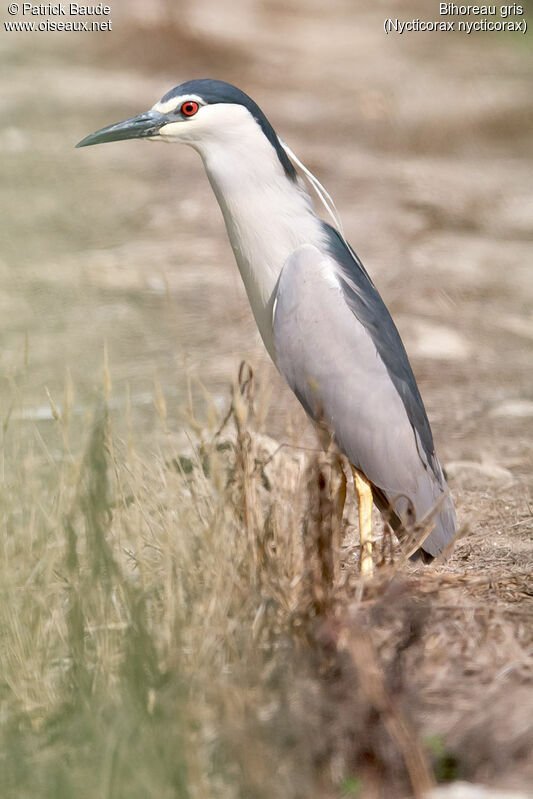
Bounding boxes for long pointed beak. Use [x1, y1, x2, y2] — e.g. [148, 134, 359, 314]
[76, 110, 167, 148]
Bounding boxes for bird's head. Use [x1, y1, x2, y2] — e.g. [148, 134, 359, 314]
[76, 78, 296, 180]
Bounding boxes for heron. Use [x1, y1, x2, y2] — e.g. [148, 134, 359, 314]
[77, 79, 457, 570]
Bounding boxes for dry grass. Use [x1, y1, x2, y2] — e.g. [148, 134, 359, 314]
[1, 366, 531, 799]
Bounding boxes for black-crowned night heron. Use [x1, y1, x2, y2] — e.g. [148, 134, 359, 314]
[77, 79, 457, 571]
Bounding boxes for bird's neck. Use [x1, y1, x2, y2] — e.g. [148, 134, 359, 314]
[198, 137, 324, 358]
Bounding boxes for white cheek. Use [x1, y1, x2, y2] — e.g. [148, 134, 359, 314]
[158, 118, 209, 144]
[158, 104, 255, 144]
[158, 121, 187, 140]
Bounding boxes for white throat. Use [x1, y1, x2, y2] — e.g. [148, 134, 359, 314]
[190, 110, 325, 358]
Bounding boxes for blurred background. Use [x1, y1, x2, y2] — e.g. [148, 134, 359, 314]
[1, 2, 533, 795]
[0, 0, 532, 519]
[1, 1, 531, 430]
[2, 0, 532, 537]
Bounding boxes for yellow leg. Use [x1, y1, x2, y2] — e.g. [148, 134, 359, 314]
[333, 463, 347, 540]
[352, 468, 373, 575]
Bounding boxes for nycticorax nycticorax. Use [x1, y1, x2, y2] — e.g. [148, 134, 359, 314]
[77, 79, 457, 569]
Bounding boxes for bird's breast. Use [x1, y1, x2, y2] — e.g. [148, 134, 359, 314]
[204, 163, 325, 358]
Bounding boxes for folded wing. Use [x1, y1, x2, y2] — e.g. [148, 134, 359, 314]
[272, 242, 456, 557]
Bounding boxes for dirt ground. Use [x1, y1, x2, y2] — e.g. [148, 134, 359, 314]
[1, 0, 532, 794]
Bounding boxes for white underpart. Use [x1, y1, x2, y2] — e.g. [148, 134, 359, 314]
[156, 102, 345, 358]
[161, 103, 336, 358]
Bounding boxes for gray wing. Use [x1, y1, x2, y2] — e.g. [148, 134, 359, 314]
[272, 243, 456, 557]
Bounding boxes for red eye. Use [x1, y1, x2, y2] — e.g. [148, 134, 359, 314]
[181, 101, 199, 117]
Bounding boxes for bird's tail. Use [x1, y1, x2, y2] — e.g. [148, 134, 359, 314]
[371, 480, 457, 561]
